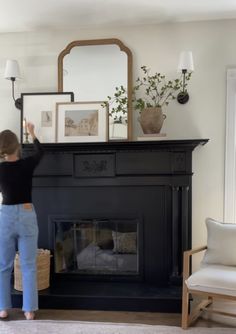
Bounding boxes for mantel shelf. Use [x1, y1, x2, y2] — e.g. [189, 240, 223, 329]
[23, 138, 209, 152]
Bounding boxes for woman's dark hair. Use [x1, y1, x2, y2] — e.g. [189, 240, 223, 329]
[0, 130, 21, 158]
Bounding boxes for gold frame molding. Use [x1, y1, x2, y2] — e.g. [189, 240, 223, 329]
[58, 38, 133, 140]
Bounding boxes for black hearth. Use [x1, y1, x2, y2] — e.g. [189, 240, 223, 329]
[12, 139, 208, 312]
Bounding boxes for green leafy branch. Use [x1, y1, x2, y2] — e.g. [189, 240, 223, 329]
[102, 85, 127, 124]
[133, 65, 192, 111]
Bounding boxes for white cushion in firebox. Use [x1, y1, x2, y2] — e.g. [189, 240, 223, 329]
[201, 217, 236, 266]
[186, 264, 236, 296]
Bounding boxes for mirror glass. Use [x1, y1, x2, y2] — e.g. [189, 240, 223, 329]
[58, 39, 132, 140]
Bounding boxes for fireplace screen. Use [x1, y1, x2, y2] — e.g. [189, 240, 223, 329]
[53, 218, 139, 275]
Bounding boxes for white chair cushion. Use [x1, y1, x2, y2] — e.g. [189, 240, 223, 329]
[186, 264, 236, 296]
[201, 217, 236, 266]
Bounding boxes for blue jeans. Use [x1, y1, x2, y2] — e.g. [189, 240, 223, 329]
[0, 204, 38, 312]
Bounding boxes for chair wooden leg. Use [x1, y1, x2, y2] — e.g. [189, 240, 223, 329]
[181, 282, 190, 329]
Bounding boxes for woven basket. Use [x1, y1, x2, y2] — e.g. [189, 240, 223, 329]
[14, 249, 51, 291]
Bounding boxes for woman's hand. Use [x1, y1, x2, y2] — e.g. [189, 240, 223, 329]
[27, 122, 36, 140]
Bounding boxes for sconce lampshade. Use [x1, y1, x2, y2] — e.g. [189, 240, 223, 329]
[4, 59, 22, 110]
[177, 51, 194, 72]
[4, 59, 21, 80]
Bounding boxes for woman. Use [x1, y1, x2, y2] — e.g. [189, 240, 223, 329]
[0, 123, 43, 320]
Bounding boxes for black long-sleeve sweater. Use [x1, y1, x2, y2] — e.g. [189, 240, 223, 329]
[0, 139, 43, 205]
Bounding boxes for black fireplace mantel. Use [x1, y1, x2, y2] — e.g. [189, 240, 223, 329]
[23, 138, 208, 152]
[12, 139, 208, 312]
[23, 138, 208, 181]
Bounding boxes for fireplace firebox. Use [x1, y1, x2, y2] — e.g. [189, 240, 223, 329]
[52, 217, 140, 277]
[12, 139, 208, 312]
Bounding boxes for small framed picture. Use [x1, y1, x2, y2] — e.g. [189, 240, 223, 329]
[21, 92, 74, 143]
[56, 102, 108, 143]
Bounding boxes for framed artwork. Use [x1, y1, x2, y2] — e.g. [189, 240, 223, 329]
[56, 101, 108, 143]
[21, 92, 74, 143]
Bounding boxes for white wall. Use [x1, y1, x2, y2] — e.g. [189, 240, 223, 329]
[0, 19, 234, 268]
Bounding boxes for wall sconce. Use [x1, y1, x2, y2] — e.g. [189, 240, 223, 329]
[4, 59, 22, 110]
[177, 51, 194, 104]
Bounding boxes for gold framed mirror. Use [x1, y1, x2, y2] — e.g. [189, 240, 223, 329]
[58, 38, 133, 141]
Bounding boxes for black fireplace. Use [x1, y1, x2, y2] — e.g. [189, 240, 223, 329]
[12, 139, 208, 312]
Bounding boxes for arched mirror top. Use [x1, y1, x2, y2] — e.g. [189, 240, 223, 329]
[58, 38, 133, 140]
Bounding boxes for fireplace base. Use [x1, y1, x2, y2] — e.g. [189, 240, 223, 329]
[12, 281, 182, 312]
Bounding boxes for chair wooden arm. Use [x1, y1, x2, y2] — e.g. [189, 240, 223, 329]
[183, 245, 207, 281]
[184, 245, 207, 257]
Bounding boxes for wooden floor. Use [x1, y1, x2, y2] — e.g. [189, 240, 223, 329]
[4, 309, 234, 328]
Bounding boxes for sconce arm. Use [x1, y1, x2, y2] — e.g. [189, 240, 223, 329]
[10, 78, 22, 110]
[177, 69, 190, 104]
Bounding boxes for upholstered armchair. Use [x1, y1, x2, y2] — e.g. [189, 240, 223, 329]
[182, 218, 236, 329]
